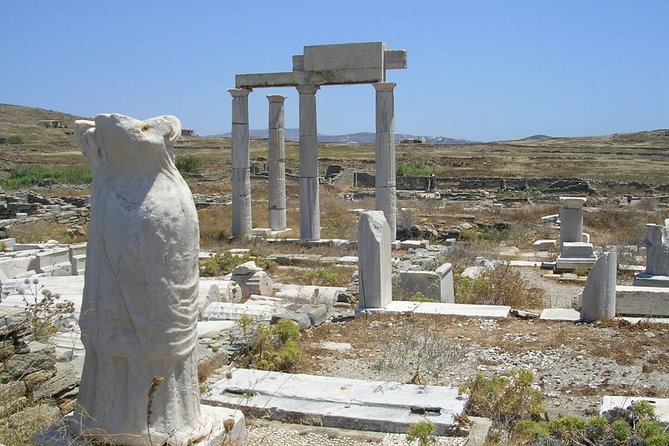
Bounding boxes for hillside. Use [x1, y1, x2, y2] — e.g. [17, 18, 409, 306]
[0, 103, 86, 147]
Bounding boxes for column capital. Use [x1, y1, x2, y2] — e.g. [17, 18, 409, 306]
[228, 88, 253, 97]
[296, 84, 320, 95]
[373, 82, 397, 92]
[267, 94, 287, 103]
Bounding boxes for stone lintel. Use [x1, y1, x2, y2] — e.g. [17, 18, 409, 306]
[236, 72, 299, 88]
[227, 87, 252, 97]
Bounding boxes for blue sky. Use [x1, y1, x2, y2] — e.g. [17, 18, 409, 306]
[1, 1, 667, 141]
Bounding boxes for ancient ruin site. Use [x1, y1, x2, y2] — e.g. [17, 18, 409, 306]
[1, 36, 668, 446]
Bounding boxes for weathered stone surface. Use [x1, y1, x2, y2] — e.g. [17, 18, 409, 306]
[231, 260, 262, 275]
[581, 251, 617, 322]
[303, 42, 386, 85]
[73, 114, 212, 444]
[299, 303, 328, 326]
[271, 311, 311, 330]
[267, 95, 287, 231]
[298, 85, 320, 242]
[616, 285, 669, 316]
[358, 211, 392, 309]
[32, 362, 79, 401]
[533, 239, 557, 251]
[1, 346, 57, 381]
[204, 368, 465, 435]
[229, 88, 253, 237]
[231, 270, 273, 298]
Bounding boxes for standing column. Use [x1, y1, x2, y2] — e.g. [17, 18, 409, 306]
[374, 82, 397, 240]
[228, 88, 253, 237]
[267, 95, 287, 231]
[559, 196, 586, 250]
[297, 84, 320, 241]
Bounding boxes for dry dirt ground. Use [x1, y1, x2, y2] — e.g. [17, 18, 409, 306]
[297, 270, 669, 418]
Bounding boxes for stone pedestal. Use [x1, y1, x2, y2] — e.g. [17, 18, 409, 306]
[556, 196, 596, 270]
[267, 95, 287, 231]
[357, 211, 392, 309]
[634, 223, 669, 287]
[580, 250, 617, 322]
[297, 84, 320, 241]
[374, 82, 397, 241]
[229, 88, 253, 237]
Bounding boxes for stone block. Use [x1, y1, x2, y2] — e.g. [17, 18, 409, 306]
[561, 242, 595, 258]
[0, 256, 32, 279]
[533, 239, 557, 251]
[384, 49, 408, 70]
[271, 311, 311, 330]
[204, 368, 465, 435]
[357, 211, 392, 309]
[633, 273, 669, 287]
[616, 285, 669, 316]
[539, 308, 581, 321]
[236, 71, 299, 88]
[303, 42, 386, 85]
[299, 303, 328, 326]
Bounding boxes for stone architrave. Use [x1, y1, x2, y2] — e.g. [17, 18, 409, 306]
[374, 82, 397, 241]
[229, 88, 253, 237]
[580, 250, 617, 322]
[297, 84, 320, 241]
[72, 114, 223, 445]
[267, 95, 287, 231]
[357, 211, 392, 309]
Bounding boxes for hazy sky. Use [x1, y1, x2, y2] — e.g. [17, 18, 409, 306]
[2, 1, 667, 141]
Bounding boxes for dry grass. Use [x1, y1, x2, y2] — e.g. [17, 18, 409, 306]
[8, 220, 87, 244]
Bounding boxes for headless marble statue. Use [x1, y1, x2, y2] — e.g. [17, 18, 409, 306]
[73, 114, 203, 445]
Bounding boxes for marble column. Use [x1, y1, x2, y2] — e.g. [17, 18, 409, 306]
[374, 82, 397, 241]
[297, 84, 320, 241]
[229, 88, 252, 237]
[267, 95, 287, 231]
[559, 196, 586, 249]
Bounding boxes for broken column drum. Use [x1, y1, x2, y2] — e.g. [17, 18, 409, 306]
[358, 210, 392, 309]
[73, 114, 204, 444]
[580, 250, 617, 322]
[229, 88, 253, 237]
[267, 94, 287, 231]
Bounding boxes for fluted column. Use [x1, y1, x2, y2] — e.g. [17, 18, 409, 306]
[374, 82, 397, 240]
[267, 94, 287, 231]
[297, 84, 320, 241]
[228, 88, 252, 237]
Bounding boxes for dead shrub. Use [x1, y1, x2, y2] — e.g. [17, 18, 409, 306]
[455, 264, 545, 310]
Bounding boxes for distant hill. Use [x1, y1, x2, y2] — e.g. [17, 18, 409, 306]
[0, 103, 87, 146]
[213, 128, 475, 145]
[521, 134, 553, 141]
